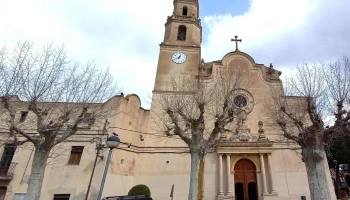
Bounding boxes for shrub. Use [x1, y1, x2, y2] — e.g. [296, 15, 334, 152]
[128, 184, 151, 197]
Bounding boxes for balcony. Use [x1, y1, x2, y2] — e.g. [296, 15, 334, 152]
[0, 163, 17, 181]
[166, 15, 201, 27]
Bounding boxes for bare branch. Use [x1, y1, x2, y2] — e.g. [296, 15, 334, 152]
[166, 108, 192, 145]
[1, 95, 36, 143]
[151, 66, 246, 154]
[280, 105, 305, 133]
[276, 119, 301, 143]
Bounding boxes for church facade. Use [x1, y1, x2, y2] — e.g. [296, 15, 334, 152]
[0, 0, 336, 200]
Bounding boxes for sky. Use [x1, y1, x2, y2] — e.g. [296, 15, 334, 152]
[1, 0, 350, 109]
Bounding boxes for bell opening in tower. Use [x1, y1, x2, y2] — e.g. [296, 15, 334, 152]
[182, 6, 188, 16]
[177, 25, 187, 41]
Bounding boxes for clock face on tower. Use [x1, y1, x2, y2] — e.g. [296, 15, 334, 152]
[172, 52, 187, 64]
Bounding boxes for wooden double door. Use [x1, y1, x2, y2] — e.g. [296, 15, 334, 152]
[234, 159, 258, 200]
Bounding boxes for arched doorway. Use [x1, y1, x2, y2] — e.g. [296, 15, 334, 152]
[234, 159, 258, 200]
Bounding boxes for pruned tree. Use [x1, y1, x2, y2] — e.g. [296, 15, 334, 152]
[151, 67, 248, 200]
[0, 41, 119, 200]
[269, 56, 350, 200]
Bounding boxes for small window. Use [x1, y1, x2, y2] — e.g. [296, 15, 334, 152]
[19, 111, 28, 122]
[182, 6, 188, 16]
[13, 193, 26, 200]
[82, 113, 92, 123]
[53, 194, 70, 200]
[177, 25, 187, 41]
[68, 146, 84, 165]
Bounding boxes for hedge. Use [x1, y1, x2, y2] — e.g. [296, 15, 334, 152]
[128, 184, 151, 197]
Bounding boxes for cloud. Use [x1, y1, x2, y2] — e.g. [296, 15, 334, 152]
[202, 0, 350, 69]
[0, 0, 173, 108]
[2, 0, 350, 109]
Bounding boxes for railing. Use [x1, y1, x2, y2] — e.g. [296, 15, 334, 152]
[0, 162, 17, 180]
[166, 15, 201, 26]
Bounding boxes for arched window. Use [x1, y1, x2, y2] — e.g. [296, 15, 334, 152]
[182, 6, 188, 16]
[177, 25, 187, 41]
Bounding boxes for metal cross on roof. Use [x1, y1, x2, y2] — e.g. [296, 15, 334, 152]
[231, 36, 242, 51]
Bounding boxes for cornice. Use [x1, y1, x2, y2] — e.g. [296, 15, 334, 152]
[116, 145, 190, 154]
[152, 90, 196, 95]
[217, 141, 274, 154]
[159, 43, 201, 51]
[174, 0, 199, 7]
[165, 16, 202, 29]
[218, 141, 274, 147]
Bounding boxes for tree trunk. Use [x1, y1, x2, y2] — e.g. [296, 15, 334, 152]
[26, 147, 49, 200]
[304, 146, 332, 200]
[188, 152, 204, 200]
[335, 163, 341, 199]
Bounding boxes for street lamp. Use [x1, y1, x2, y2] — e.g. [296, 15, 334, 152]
[85, 134, 105, 200]
[97, 134, 120, 200]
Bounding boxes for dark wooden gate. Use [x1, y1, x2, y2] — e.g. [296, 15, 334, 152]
[234, 159, 257, 200]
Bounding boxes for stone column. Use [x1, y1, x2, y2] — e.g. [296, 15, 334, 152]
[259, 154, 268, 195]
[267, 154, 276, 194]
[217, 154, 224, 199]
[226, 154, 233, 198]
[232, 172, 235, 198]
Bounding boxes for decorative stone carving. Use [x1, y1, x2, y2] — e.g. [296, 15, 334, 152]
[199, 58, 206, 75]
[238, 129, 251, 141]
[230, 110, 251, 142]
[266, 63, 282, 80]
[258, 121, 269, 141]
[229, 127, 253, 142]
[267, 63, 274, 75]
[226, 116, 263, 142]
[238, 110, 247, 127]
[219, 132, 227, 141]
[229, 135, 240, 142]
[252, 136, 258, 141]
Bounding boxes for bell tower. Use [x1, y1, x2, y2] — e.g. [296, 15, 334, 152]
[163, 0, 202, 46]
[153, 0, 202, 91]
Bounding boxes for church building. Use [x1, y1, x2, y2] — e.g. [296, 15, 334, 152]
[0, 0, 336, 200]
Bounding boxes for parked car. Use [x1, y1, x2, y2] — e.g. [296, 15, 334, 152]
[102, 195, 153, 200]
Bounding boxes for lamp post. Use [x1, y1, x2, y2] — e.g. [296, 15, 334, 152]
[97, 134, 120, 200]
[85, 136, 105, 200]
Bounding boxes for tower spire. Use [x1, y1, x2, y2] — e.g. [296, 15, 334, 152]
[162, 0, 202, 46]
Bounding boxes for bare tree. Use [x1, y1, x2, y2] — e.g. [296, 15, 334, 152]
[151, 67, 248, 200]
[269, 56, 350, 200]
[0, 41, 119, 200]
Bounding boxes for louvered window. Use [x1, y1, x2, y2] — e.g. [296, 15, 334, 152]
[67, 146, 84, 165]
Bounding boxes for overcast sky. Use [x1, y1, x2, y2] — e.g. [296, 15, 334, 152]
[1, 0, 350, 108]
